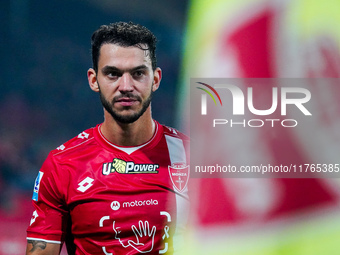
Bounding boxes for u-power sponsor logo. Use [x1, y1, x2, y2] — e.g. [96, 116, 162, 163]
[196, 82, 312, 128]
[102, 158, 159, 175]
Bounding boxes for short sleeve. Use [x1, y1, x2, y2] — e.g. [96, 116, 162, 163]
[26, 152, 69, 243]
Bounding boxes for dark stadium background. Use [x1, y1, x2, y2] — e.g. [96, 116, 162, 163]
[0, 1, 189, 253]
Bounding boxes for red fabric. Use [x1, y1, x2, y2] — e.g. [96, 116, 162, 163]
[27, 122, 190, 254]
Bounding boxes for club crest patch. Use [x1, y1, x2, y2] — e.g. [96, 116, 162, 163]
[168, 163, 189, 193]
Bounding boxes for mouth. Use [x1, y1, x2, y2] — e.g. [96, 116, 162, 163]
[115, 97, 140, 107]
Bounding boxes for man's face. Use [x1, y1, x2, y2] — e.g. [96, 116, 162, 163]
[94, 43, 160, 124]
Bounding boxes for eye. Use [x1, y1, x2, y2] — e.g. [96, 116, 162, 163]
[108, 72, 120, 78]
[133, 69, 147, 79]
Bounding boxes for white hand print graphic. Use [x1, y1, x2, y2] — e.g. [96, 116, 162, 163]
[113, 220, 156, 253]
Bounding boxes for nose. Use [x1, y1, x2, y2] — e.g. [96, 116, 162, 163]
[118, 73, 134, 92]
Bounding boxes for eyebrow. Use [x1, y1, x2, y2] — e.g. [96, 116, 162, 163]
[101, 65, 148, 74]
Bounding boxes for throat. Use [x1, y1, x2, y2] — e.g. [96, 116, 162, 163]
[100, 118, 156, 147]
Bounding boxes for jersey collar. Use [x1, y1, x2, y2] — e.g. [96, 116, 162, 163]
[94, 120, 162, 155]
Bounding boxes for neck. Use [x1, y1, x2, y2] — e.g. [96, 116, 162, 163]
[100, 108, 155, 147]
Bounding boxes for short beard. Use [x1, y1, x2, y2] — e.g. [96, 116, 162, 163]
[98, 83, 153, 124]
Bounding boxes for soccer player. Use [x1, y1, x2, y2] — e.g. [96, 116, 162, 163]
[26, 22, 189, 255]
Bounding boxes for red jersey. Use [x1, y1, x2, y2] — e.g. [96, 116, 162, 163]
[26, 121, 190, 255]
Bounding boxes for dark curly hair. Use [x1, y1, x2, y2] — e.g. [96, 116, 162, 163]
[91, 21, 158, 72]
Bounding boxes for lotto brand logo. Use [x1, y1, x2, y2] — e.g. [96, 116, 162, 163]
[77, 177, 94, 192]
[102, 158, 159, 175]
[30, 210, 39, 225]
[78, 131, 89, 139]
[57, 144, 65, 150]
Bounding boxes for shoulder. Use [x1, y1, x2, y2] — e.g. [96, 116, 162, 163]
[50, 126, 97, 158]
[161, 124, 190, 143]
[160, 124, 190, 165]
[38, 126, 99, 180]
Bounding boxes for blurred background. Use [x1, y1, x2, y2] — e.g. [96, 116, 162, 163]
[1, 0, 340, 254]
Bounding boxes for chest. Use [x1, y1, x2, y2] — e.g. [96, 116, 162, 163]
[62, 149, 177, 240]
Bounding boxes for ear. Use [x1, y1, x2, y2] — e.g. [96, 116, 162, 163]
[152, 67, 162, 92]
[88, 68, 99, 92]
